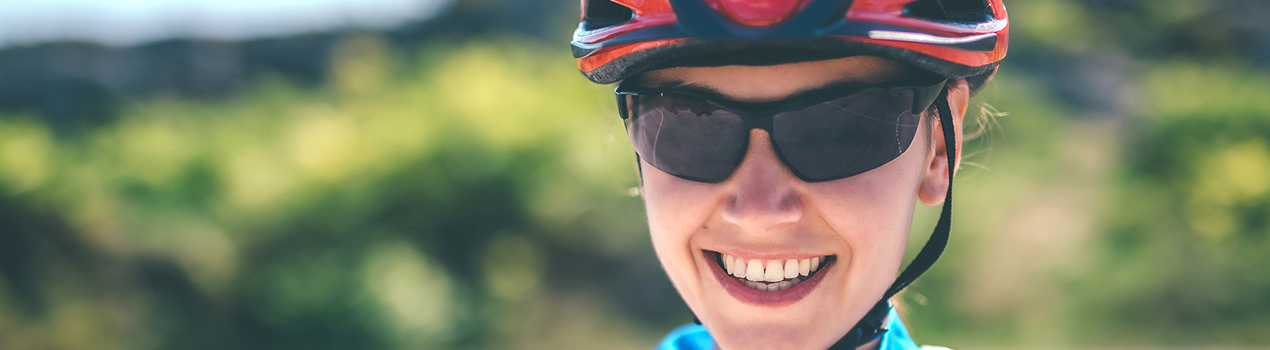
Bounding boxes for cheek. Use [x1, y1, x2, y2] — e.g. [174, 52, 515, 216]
[809, 171, 919, 244]
[639, 161, 719, 287]
[805, 144, 928, 286]
[640, 161, 718, 239]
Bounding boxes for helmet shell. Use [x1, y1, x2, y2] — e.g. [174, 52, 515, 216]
[572, 0, 1008, 88]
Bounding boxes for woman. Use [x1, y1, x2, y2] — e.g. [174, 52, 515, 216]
[570, 0, 1008, 349]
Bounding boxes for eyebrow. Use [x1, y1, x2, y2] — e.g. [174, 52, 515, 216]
[647, 79, 722, 96]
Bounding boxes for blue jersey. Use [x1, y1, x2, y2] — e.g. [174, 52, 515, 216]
[655, 308, 946, 350]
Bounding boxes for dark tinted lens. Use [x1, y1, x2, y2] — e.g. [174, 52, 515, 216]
[771, 88, 920, 182]
[627, 94, 748, 183]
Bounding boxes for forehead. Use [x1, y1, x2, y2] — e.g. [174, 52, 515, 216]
[638, 56, 924, 102]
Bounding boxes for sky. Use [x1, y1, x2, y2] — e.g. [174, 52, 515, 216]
[0, 0, 451, 48]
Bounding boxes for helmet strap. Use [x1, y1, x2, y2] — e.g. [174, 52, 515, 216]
[884, 86, 956, 300]
[831, 87, 957, 349]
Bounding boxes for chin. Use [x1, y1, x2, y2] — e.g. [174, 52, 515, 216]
[709, 322, 838, 350]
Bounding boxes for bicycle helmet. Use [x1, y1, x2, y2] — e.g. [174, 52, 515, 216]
[573, 0, 1006, 90]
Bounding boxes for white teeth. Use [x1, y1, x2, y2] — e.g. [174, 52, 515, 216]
[777, 280, 793, 290]
[745, 260, 765, 282]
[740, 279, 802, 292]
[742, 280, 763, 290]
[764, 260, 783, 282]
[715, 253, 831, 289]
[783, 259, 799, 279]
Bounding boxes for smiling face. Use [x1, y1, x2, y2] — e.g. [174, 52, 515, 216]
[635, 56, 968, 350]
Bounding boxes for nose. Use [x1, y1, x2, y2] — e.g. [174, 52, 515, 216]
[721, 129, 804, 233]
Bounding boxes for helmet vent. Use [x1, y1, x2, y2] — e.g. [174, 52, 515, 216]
[903, 0, 993, 24]
[821, 0, 855, 27]
[582, 0, 635, 31]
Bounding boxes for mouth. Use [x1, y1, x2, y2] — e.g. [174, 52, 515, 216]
[704, 250, 835, 307]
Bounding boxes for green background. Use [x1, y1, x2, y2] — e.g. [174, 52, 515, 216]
[2, 0, 1268, 349]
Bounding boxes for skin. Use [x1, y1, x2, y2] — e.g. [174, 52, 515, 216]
[635, 56, 969, 350]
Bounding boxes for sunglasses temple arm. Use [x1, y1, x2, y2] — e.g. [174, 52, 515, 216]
[616, 94, 629, 119]
[910, 81, 947, 114]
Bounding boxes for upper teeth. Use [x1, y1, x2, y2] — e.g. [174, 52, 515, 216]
[722, 253, 827, 282]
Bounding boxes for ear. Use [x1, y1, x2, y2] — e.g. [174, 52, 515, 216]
[918, 79, 969, 206]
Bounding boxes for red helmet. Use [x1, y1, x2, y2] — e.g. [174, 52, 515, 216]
[571, 0, 1008, 89]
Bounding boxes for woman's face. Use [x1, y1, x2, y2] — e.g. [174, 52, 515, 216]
[636, 56, 968, 350]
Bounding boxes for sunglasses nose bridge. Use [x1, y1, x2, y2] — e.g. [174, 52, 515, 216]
[720, 129, 805, 232]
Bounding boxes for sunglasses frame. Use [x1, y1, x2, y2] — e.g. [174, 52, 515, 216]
[614, 78, 949, 183]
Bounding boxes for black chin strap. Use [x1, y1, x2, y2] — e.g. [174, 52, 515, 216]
[829, 88, 957, 349]
[691, 89, 957, 350]
[827, 300, 892, 349]
[888, 87, 957, 301]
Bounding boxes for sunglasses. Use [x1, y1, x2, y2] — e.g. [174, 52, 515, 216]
[616, 78, 948, 183]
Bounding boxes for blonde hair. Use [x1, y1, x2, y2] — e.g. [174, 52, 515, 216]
[922, 98, 1007, 170]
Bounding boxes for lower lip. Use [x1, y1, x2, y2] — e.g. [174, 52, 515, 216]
[707, 252, 833, 308]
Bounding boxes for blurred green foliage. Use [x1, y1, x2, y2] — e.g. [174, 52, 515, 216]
[2, 0, 1269, 349]
[0, 35, 677, 349]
